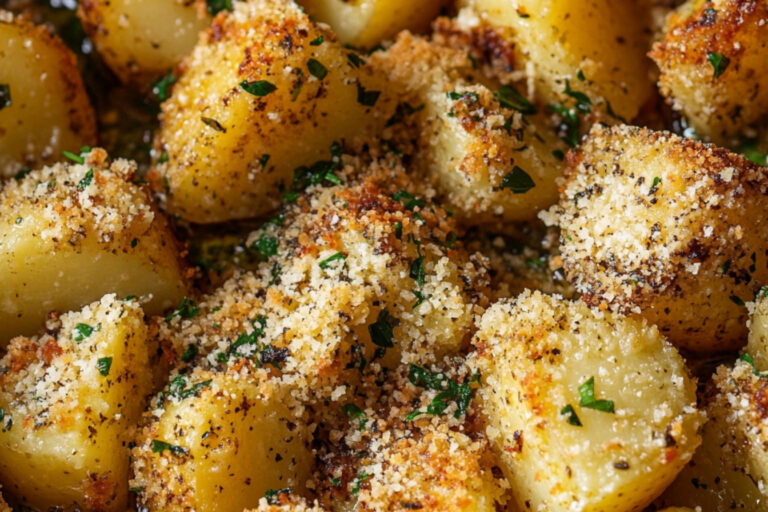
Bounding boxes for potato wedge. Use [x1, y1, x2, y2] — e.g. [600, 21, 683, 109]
[650, 0, 768, 143]
[78, 0, 210, 87]
[155, 0, 394, 223]
[459, 0, 654, 121]
[470, 291, 703, 512]
[0, 294, 152, 511]
[0, 11, 97, 178]
[156, 182, 488, 397]
[0, 149, 188, 346]
[298, 0, 448, 49]
[542, 124, 768, 353]
[131, 368, 312, 512]
[369, 32, 566, 226]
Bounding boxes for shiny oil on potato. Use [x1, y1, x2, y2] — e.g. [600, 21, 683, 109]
[470, 291, 703, 512]
[543, 124, 768, 353]
[155, 0, 395, 223]
[0, 295, 152, 511]
[0, 149, 188, 346]
[78, 0, 211, 87]
[0, 11, 97, 178]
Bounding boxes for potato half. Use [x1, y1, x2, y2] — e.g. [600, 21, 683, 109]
[0, 11, 97, 178]
[0, 295, 152, 511]
[650, 0, 768, 143]
[542, 124, 768, 353]
[470, 291, 703, 512]
[155, 0, 394, 223]
[131, 368, 312, 512]
[298, 0, 448, 48]
[78, 0, 211, 87]
[0, 149, 188, 346]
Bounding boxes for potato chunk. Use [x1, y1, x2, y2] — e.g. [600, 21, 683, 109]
[650, 0, 768, 143]
[78, 0, 210, 86]
[459, 0, 654, 121]
[131, 369, 312, 512]
[155, 0, 394, 223]
[369, 32, 566, 226]
[470, 291, 703, 512]
[542, 124, 768, 353]
[657, 360, 768, 509]
[0, 11, 97, 177]
[298, 0, 447, 48]
[0, 149, 188, 346]
[0, 295, 152, 511]
[157, 182, 488, 398]
[747, 289, 768, 369]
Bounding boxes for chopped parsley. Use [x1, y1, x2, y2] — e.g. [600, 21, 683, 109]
[548, 79, 591, 147]
[73, 322, 96, 342]
[259, 153, 271, 169]
[760, 286, 768, 298]
[14, 168, 31, 180]
[410, 251, 425, 289]
[405, 364, 479, 420]
[352, 472, 371, 495]
[151, 440, 188, 456]
[240, 79, 277, 97]
[356, 82, 380, 106]
[310, 35, 324, 46]
[708, 52, 730, 79]
[201, 116, 225, 132]
[97, 357, 112, 376]
[62, 150, 85, 165]
[347, 53, 365, 68]
[251, 234, 279, 259]
[342, 403, 367, 431]
[206, 0, 233, 16]
[649, 176, 662, 195]
[319, 252, 346, 270]
[265, 488, 291, 505]
[290, 141, 344, 194]
[563, 79, 592, 112]
[738, 141, 767, 166]
[0, 409, 11, 432]
[369, 309, 396, 348]
[77, 168, 94, 190]
[739, 353, 768, 377]
[165, 297, 200, 323]
[392, 190, 425, 211]
[386, 102, 424, 127]
[560, 404, 582, 426]
[131, 238, 139, 248]
[394, 221, 403, 240]
[578, 377, 615, 413]
[180, 344, 198, 362]
[307, 58, 328, 79]
[730, 295, 745, 306]
[158, 375, 213, 405]
[495, 85, 537, 115]
[151, 71, 175, 101]
[447, 90, 480, 103]
[0, 84, 10, 110]
[500, 166, 535, 194]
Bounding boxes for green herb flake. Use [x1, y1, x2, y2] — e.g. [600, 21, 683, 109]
[447, 90, 480, 103]
[151, 439, 189, 456]
[406, 364, 479, 420]
[73, 323, 95, 342]
[649, 176, 662, 195]
[560, 404, 582, 426]
[577, 69, 586, 81]
[130, 238, 139, 248]
[708, 52, 730, 79]
[240, 79, 277, 97]
[319, 252, 346, 270]
[730, 295, 745, 306]
[739, 353, 768, 377]
[14, 168, 31, 180]
[394, 221, 403, 240]
[500, 166, 535, 194]
[495, 85, 537, 115]
[307, 58, 328, 79]
[201, 117, 225, 132]
[392, 190, 425, 211]
[369, 309, 396, 348]
[265, 488, 291, 505]
[578, 376, 615, 413]
[347, 52, 365, 68]
[331, 477, 341, 487]
[0, 84, 10, 110]
[310, 35, 324, 46]
[352, 472, 371, 495]
[180, 344, 198, 362]
[97, 357, 113, 376]
[165, 297, 200, 323]
[342, 403, 368, 431]
[251, 234, 279, 259]
[206, 0, 233, 16]
[76, 168, 94, 190]
[760, 286, 768, 298]
[356, 83, 380, 106]
[151, 71, 176, 101]
[62, 150, 85, 165]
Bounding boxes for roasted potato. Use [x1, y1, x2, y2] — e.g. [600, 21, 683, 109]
[131, 368, 312, 512]
[542, 124, 768, 353]
[0, 11, 97, 178]
[0, 148, 188, 346]
[458, 0, 654, 121]
[0, 294, 152, 511]
[370, 32, 566, 226]
[650, 0, 768, 143]
[746, 288, 768, 369]
[470, 291, 703, 512]
[78, 0, 210, 87]
[298, 0, 448, 49]
[156, 182, 488, 397]
[155, 0, 395, 223]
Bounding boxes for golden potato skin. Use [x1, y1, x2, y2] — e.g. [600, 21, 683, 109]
[542, 124, 768, 353]
[298, 0, 448, 48]
[131, 369, 312, 512]
[0, 11, 97, 178]
[471, 291, 703, 512]
[747, 290, 768, 369]
[78, 0, 210, 87]
[650, 0, 768, 143]
[0, 149, 188, 346]
[370, 32, 566, 226]
[460, 0, 654, 121]
[155, 0, 394, 223]
[0, 295, 152, 511]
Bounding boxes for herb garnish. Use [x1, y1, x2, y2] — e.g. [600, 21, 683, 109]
[240, 79, 277, 97]
[342, 403, 368, 431]
[708, 52, 730, 79]
[578, 376, 615, 413]
[405, 364, 479, 420]
[319, 252, 346, 270]
[97, 357, 112, 376]
[356, 83, 380, 106]
[500, 166, 535, 193]
[560, 404, 582, 426]
[165, 297, 200, 323]
[307, 58, 328, 79]
[495, 85, 537, 115]
[151, 71, 175, 101]
[151, 440, 188, 456]
[0, 84, 10, 110]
